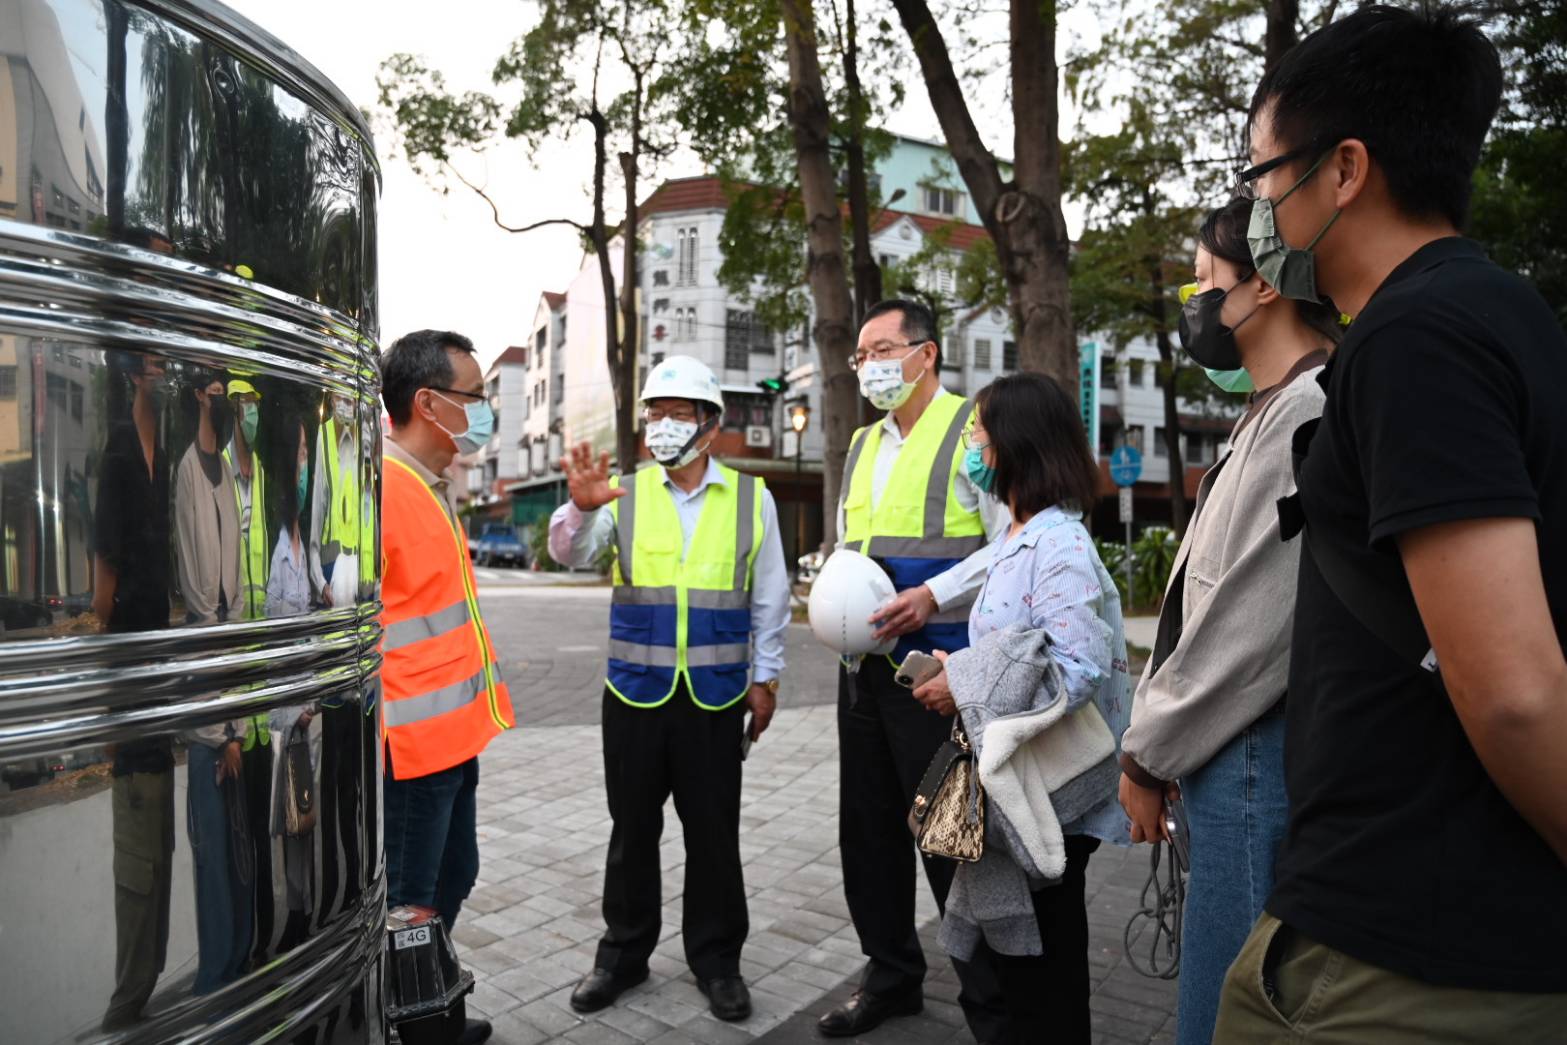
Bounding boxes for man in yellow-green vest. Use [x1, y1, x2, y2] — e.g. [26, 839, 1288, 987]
[548, 355, 789, 1024]
[222, 376, 275, 961]
[309, 391, 361, 609]
[817, 300, 1011, 1042]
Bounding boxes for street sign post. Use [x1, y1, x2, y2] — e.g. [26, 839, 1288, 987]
[1110, 446, 1142, 605]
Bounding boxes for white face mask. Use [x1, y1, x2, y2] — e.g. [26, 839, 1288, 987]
[857, 347, 922, 410]
[645, 416, 703, 468]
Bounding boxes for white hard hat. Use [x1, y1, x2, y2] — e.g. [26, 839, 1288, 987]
[640, 355, 723, 412]
[808, 549, 898, 656]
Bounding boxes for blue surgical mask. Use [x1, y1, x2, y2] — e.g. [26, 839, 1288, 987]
[1204, 367, 1255, 394]
[963, 444, 995, 493]
[296, 467, 309, 509]
[433, 392, 495, 455]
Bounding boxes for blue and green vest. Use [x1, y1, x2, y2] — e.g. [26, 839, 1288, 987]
[606, 463, 764, 710]
[841, 393, 986, 662]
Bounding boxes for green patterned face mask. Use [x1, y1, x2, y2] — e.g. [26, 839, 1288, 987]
[1203, 367, 1255, 394]
[1247, 152, 1342, 304]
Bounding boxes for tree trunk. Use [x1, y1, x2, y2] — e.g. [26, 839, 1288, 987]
[843, 0, 881, 323]
[781, 0, 858, 553]
[890, 0, 1076, 397]
[1265, 0, 1300, 71]
[586, 110, 630, 472]
[1144, 189, 1189, 534]
[617, 148, 641, 476]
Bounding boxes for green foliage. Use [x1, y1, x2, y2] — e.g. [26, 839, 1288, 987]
[1094, 526, 1180, 612]
[528, 522, 561, 572]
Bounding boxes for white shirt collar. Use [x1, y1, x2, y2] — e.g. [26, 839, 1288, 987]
[879, 384, 949, 441]
[660, 455, 726, 499]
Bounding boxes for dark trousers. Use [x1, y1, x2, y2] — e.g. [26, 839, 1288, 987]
[990, 835, 1100, 1045]
[596, 685, 748, 982]
[838, 658, 1007, 1041]
[103, 769, 175, 1032]
[384, 756, 480, 928]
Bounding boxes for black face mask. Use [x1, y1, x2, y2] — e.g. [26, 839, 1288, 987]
[1178, 273, 1259, 371]
[208, 395, 234, 447]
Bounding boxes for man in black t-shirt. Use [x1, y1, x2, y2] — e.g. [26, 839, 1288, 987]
[1213, 8, 1567, 1042]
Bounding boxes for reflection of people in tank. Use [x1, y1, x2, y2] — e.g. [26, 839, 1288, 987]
[175, 369, 240, 626]
[310, 391, 361, 609]
[175, 368, 255, 994]
[95, 351, 176, 1032]
[267, 417, 313, 617]
[224, 378, 277, 962]
[271, 702, 320, 951]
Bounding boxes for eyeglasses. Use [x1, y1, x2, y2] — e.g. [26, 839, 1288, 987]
[643, 406, 699, 424]
[428, 386, 485, 401]
[1232, 138, 1329, 200]
[848, 340, 926, 370]
[960, 428, 989, 451]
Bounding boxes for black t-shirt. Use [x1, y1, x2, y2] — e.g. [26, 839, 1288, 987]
[1270, 238, 1567, 992]
[95, 420, 171, 632]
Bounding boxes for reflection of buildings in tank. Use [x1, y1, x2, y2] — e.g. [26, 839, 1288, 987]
[0, 336, 102, 605]
[0, 0, 108, 230]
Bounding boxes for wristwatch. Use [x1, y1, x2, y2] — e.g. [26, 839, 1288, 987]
[760, 678, 780, 695]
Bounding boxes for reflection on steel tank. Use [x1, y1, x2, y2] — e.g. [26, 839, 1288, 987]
[0, 0, 385, 1041]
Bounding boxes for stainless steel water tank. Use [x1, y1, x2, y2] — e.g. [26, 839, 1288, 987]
[0, 0, 385, 1039]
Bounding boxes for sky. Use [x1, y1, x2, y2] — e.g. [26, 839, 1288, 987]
[225, 0, 1103, 370]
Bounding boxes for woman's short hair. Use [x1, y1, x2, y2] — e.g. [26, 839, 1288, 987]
[975, 372, 1099, 516]
[1199, 197, 1343, 345]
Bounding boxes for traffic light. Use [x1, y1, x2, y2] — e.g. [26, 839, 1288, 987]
[757, 376, 789, 395]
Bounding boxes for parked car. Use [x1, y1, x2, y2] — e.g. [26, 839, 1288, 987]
[473, 523, 528, 568]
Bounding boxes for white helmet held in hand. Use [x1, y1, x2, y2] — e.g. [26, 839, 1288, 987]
[639, 355, 724, 412]
[808, 549, 898, 656]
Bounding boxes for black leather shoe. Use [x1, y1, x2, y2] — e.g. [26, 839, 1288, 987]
[568, 967, 649, 1013]
[456, 1017, 493, 1045]
[816, 989, 923, 1037]
[698, 976, 752, 1021]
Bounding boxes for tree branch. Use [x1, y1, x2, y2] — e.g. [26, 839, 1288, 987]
[444, 162, 587, 234]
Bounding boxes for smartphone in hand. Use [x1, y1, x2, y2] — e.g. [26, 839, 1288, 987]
[740, 714, 755, 761]
[894, 650, 943, 689]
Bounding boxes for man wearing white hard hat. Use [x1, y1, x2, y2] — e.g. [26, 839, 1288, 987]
[816, 299, 1011, 1042]
[547, 355, 790, 1023]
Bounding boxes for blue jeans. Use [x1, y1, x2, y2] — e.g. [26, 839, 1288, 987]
[187, 745, 253, 995]
[1176, 702, 1288, 1045]
[384, 757, 479, 928]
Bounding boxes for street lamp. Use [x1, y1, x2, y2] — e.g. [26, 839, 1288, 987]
[788, 400, 811, 568]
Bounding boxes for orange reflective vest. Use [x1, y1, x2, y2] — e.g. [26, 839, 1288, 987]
[380, 455, 514, 780]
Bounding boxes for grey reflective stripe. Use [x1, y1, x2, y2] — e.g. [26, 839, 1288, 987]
[733, 472, 757, 590]
[688, 589, 750, 610]
[925, 398, 973, 539]
[384, 667, 486, 726]
[385, 599, 472, 650]
[612, 585, 678, 605]
[686, 642, 752, 667]
[615, 480, 636, 585]
[867, 535, 986, 559]
[608, 639, 679, 667]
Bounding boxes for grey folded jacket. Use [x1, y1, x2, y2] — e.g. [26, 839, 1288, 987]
[937, 624, 1120, 960]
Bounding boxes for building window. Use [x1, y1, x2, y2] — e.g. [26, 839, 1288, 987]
[1129, 359, 1147, 387]
[1002, 340, 1018, 371]
[70, 381, 84, 422]
[1152, 426, 1166, 457]
[934, 266, 955, 295]
[720, 392, 771, 432]
[1100, 422, 1120, 457]
[677, 225, 699, 286]
[973, 338, 992, 370]
[923, 186, 959, 216]
[553, 381, 564, 405]
[651, 351, 665, 367]
[946, 338, 964, 368]
[0, 366, 15, 399]
[46, 373, 66, 408]
[652, 269, 669, 287]
[1101, 354, 1118, 389]
[725, 310, 772, 369]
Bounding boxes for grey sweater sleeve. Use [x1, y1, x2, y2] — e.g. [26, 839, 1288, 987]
[1120, 377, 1324, 784]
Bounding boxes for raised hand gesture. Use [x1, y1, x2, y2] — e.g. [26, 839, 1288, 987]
[561, 441, 626, 512]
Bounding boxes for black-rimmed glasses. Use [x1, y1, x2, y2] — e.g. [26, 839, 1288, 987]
[1232, 138, 1327, 200]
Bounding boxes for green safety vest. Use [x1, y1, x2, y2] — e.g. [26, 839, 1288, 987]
[321, 418, 359, 555]
[224, 446, 270, 619]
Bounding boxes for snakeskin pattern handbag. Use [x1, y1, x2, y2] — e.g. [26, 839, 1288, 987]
[908, 719, 985, 862]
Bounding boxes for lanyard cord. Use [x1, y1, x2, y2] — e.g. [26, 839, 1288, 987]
[1123, 837, 1186, 980]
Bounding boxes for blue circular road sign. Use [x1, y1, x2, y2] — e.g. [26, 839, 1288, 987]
[1110, 446, 1143, 487]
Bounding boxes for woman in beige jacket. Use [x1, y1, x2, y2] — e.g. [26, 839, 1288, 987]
[1117, 198, 1343, 1045]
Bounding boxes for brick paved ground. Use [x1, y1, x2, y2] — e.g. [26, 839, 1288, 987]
[460, 583, 1177, 1044]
